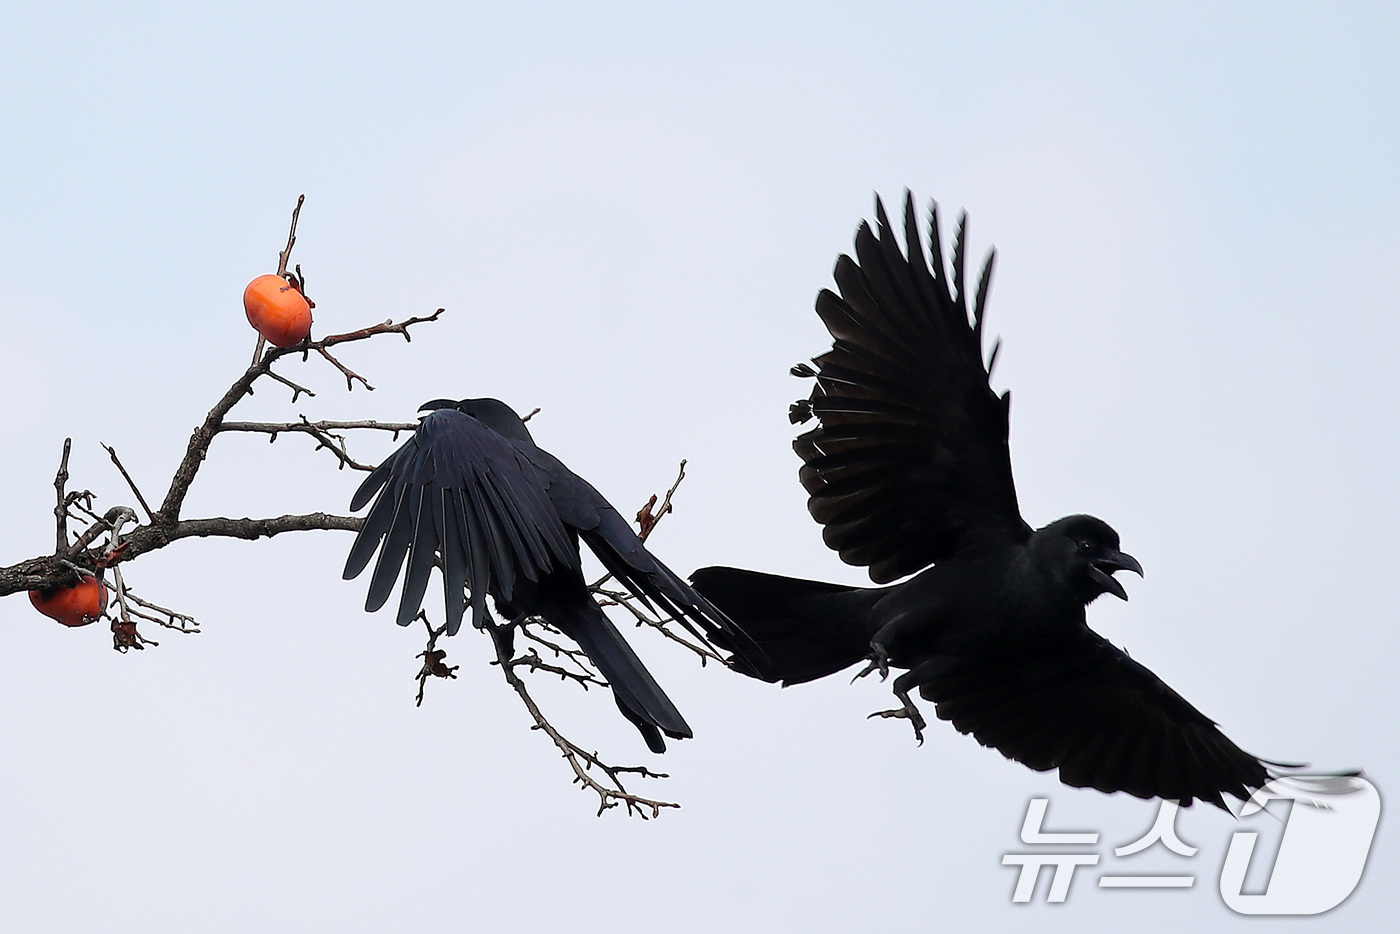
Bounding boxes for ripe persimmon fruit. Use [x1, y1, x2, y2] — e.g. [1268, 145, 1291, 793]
[244, 274, 313, 347]
[29, 574, 107, 627]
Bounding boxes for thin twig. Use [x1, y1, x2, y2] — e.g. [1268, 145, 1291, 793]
[123, 590, 199, 633]
[276, 195, 305, 278]
[591, 586, 725, 665]
[510, 647, 609, 689]
[100, 443, 154, 521]
[636, 459, 687, 542]
[312, 308, 445, 346]
[65, 506, 126, 559]
[67, 496, 101, 525]
[589, 459, 688, 592]
[518, 623, 599, 670]
[261, 368, 316, 403]
[313, 346, 374, 392]
[52, 438, 72, 554]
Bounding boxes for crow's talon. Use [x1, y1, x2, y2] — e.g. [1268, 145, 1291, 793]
[850, 646, 891, 682]
[868, 704, 926, 745]
[868, 642, 891, 681]
[851, 659, 881, 683]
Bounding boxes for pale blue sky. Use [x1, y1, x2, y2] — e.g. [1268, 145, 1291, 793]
[1, 3, 1395, 930]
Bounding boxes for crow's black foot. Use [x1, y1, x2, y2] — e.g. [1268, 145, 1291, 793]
[485, 614, 519, 658]
[868, 701, 926, 745]
[851, 642, 892, 683]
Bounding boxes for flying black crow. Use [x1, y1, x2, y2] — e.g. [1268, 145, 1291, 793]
[344, 397, 744, 753]
[693, 192, 1292, 808]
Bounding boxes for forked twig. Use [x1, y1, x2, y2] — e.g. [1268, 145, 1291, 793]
[636, 459, 687, 542]
[488, 618, 679, 818]
[415, 614, 459, 707]
[220, 418, 417, 472]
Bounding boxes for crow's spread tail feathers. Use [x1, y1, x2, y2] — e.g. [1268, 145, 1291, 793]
[690, 567, 878, 685]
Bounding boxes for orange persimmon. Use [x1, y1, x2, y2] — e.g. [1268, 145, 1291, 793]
[29, 574, 107, 627]
[244, 274, 312, 347]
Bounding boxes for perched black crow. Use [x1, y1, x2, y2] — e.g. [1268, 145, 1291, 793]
[344, 397, 744, 753]
[693, 192, 1290, 808]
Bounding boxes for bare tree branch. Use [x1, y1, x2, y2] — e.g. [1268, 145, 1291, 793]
[219, 418, 417, 472]
[3, 199, 439, 603]
[158, 309, 444, 528]
[221, 419, 417, 435]
[1, 195, 716, 817]
[165, 513, 364, 542]
[3, 309, 436, 595]
[486, 619, 680, 818]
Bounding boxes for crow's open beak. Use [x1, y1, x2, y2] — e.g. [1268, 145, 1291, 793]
[418, 399, 457, 413]
[1089, 550, 1144, 601]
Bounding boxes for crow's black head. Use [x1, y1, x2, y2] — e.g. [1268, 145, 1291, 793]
[419, 397, 535, 444]
[1032, 515, 1144, 604]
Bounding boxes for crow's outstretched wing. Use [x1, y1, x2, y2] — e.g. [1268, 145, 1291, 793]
[792, 191, 1030, 583]
[918, 629, 1271, 809]
[343, 409, 577, 635]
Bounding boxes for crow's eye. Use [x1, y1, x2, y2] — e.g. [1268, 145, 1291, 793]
[1077, 539, 1093, 554]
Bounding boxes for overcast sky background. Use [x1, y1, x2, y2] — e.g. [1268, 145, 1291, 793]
[0, 2, 1394, 930]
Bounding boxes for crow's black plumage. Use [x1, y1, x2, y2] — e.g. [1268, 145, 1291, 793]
[344, 397, 744, 753]
[693, 192, 1288, 808]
